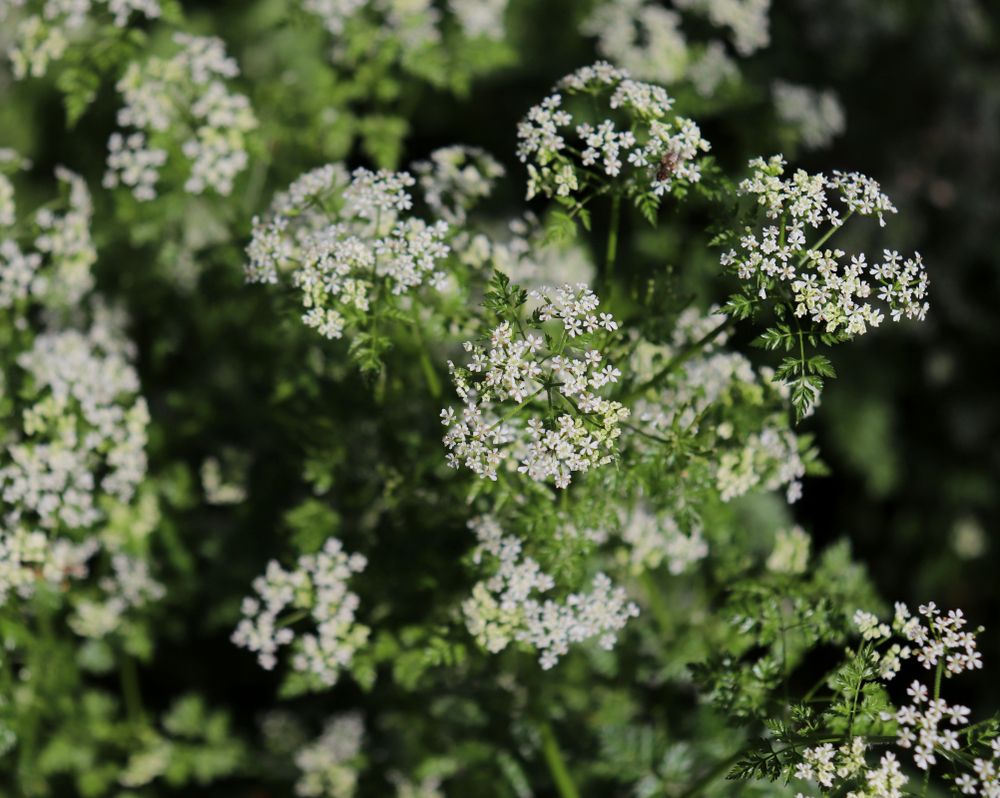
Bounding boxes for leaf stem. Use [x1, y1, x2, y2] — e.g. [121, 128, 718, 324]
[624, 316, 734, 401]
[538, 721, 581, 798]
[120, 655, 145, 724]
[603, 192, 621, 286]
[410, 308, 442, 400]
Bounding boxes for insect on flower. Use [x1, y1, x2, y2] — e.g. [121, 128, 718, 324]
[656, 150, 679, 183]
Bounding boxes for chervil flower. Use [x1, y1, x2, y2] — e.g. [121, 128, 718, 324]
[105, 33, 256, 201]
[442, 283, 629, 489]
[247, 164, 453, 348]
[462, 516, 639, 669]
[516, 62, 710, 204]
[232, 537, 369, 688]
[2, 0, 161, 79]
[721, 156, 929, 337]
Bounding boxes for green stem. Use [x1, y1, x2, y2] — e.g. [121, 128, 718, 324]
[796, 210, 854, 268]
[604, 192, 621, 285]
[680, 746, 749, 798]
[538, 721, 581, 798]
[410, 310, 442, 400]
[640, 572, 674, 637]
[923, 660, 946, 797]
[488, 388, 544, 431]
[120, 655, 145, 724]
[624, 316, 735, 401]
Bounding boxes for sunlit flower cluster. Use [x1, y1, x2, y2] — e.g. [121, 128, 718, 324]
[232, 537, 369, 688]
[721, 155, 930, 336]
[772, 80, 846, 151]
[294, 714, 364, 798]
[104, 33, 257, 200]
[247, 164, 451, 342]
[516, 61, 711, 202]
[462, 516, 640, 669]
[819, 603, 999, 796]
[442, 282, 629, 489]
[0, 0, 161, 79]
[795, 740, 908, 798]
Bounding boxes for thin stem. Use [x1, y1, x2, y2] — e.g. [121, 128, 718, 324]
[538, 721, 581, 798]
[120, 655, 145, 724]
[923, 660, 946, 797]
[796, 210, 854, 268]
[624, 316, 735, 401]
[604, 192, 621, 285]
[488, 388, 545, 431]
[680, 746, 749, 798]
[640, 572, 674, 637]
[410, 309, 442, 400]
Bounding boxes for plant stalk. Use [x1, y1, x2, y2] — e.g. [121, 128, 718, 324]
[539, 721, 581, 798]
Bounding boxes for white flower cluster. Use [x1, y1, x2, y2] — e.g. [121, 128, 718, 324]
[716, 426, 805, 504]
[516, 61, 710, 201]
[392, 773, 445, 798]
[1, 321, 150, 532]
[413, 145, 504, 225]
[633, 307, 806, 503]
[104, 33, 257, 200]
[232, 537, 370, 688]
[0, 152, 19, 227]
[1, 166, 96, 311]
[294, 714, 364, 798]
[673, 0, 770, 55]
[617, 504, 708, 575]
[442, 282, 629, 489]
[69, 553, 165, 638]
[304, 0, 438, 49]
[845, 603, 1000, 795]
[200, 451, 248, 506]
[0, 528, 97, 606]
[462, 516, 639, 669]
[247, 164, 452, 341]
[721, 156, 930, 336]
[795, 739, 908, 798]
[582, 0, 739, 96]
[0, 0, 161, 79]
[772, 81, 846, 151]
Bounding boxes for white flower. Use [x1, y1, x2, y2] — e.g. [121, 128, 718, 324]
[723, 156, 928, 339]
[462, 516, 639, 668]
[232, 537, 369, 687]
[106, 34, 256, 200]
[516, 62, 710, 202]
[442, 283, 629, 489]
[247, 165, 452, 345]
[294, 714, 363, 798]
